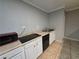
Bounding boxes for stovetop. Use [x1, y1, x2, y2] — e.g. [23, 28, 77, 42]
[19, 33, 41, 43]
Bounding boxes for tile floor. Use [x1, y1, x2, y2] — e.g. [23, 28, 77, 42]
[38, 39, 79, 59]
[59, 39, 79, 59]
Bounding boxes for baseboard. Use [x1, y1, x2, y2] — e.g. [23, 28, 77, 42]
[64, 36, 79, 41]
[56, 39, 63, 44]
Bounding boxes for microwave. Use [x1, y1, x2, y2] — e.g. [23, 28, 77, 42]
[0, 32, 18, 46]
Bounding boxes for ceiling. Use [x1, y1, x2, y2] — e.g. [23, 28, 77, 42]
[22, 0, 79, 13]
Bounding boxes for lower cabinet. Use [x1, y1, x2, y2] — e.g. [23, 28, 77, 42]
[10, 51, 25, 59]
[0, 37, 42, 59]
[49, 31, 55, 44]
[24, 37, 42, 59]
[34, 37, 42, 58]
[0, 46, 25, 59]
[24, 42, 36, 59]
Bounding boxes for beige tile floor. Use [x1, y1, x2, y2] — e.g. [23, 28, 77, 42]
[38, 39, 79, 59]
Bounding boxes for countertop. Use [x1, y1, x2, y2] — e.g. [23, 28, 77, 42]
[0, 31, 54, 56]
[35, 32, 49, 36]
[0, 40, 22, 56]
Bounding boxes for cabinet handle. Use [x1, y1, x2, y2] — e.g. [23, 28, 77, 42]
[3, 57, 7, 59]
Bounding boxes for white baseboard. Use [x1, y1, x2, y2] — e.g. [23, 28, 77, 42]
[64, 36, 79, 41]
[56, 39, 63, 43]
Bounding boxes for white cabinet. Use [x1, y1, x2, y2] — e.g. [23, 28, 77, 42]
[24, 41, 36, 59]
[34, 37, 42, 58]
[0, 46, 25, 59]
[49, 31, 55, 44]
[11, 51, 25, 59]
[24, 37, 42, 59]
[0, 37, 42, 59]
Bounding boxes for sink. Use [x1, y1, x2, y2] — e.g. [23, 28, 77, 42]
[19, 33, 41, 43]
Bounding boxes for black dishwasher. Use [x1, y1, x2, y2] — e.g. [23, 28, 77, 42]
[42, 34, 49, 51]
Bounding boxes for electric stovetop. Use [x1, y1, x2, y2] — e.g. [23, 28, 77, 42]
[19, 33, 41, 43]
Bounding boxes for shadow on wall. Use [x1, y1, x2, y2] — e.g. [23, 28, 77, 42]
[67, 29, 79, 39]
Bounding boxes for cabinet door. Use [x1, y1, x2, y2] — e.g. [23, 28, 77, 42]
[24, 37, 42, 59]
[50, 31, 55, 44]
[34, 37, 42, 58]
[36, 37, 42, 57]
[10, 51, 25, 59]
[24, 42, 36, 59]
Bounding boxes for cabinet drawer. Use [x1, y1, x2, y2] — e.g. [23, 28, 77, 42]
[0, 46, 24, 59]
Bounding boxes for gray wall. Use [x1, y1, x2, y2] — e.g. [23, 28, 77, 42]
[49, 9, 65, 42]
[65, 9, 79, 39]
[0, 0, 48, 36]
